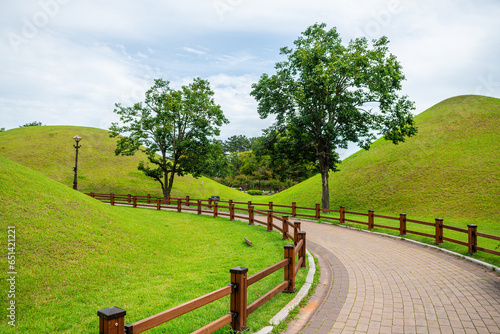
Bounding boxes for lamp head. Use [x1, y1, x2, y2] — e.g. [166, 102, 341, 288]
[73, 135, 82, 143]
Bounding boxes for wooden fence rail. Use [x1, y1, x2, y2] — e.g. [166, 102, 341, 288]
[86, 192, 500, 258]
[92, 192, 307, 333]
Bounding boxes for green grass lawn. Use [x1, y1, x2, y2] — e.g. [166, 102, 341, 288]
[0, 156, 305, 333]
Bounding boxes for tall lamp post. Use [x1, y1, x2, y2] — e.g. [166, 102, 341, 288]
[73, 135, 82, 190]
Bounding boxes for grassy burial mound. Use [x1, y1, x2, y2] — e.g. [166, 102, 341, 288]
[0, 156, 303, 333]
[269, 95, 500, 225]
[0, 125, 246, 200]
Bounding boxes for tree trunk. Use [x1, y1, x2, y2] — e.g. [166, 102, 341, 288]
[318, 152, 330, 210]
[163, 171, 174, 198]
[320, 168, 330, 210]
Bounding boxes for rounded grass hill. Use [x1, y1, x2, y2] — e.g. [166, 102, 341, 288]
[0, 156, 302, 333]
[269, 95, 500, 226]
[0, 125, 247, 200]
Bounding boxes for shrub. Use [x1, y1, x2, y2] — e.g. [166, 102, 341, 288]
[247, 190, 263, 196]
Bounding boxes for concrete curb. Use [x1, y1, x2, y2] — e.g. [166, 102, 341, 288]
[254, 249, 316, 334]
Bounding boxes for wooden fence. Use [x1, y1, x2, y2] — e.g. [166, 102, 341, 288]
[87, 192, 500, 258]
[90, 192, 307, 334]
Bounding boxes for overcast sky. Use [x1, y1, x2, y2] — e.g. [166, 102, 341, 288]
[1, 0, 499, 157]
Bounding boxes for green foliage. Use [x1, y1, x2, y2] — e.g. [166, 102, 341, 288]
[19, 121, 42, 127]
[110, 78, 229, 197]
[247, 189, 263, 195]
[251, 23, 417, 209]
[0, 125, 246, 199]
[223, 134, 255, 153]
[0, 127, 5, 132]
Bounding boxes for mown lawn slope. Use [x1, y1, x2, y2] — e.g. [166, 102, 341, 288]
[0, 125, 247, 200]
[0, 156, 299, 333]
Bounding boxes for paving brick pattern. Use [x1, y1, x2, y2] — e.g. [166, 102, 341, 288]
[287, 221, 500, 334]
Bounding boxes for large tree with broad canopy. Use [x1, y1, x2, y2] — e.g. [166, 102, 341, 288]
[251, 23, 417, 209]
[110, 78, 228, 197]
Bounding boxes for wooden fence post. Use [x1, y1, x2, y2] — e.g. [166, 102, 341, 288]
[293, 222, 301, 245]
[467, 224, 477, 254]
[127, 194, 131, 204]
[292, 202, 297, 217]
[230, 266, 248, 332]
[248, 206, 254, 225]
[368, 210, 374, 229]
[399, 213, 407, 236]
[156, 197, 161, 210]
[197, 200, 202, 215]
[230, 203, 235, 221]
[435, 218, 443, 244]
[340, 206, 345, 224]
[97, 306, 126, 334]
[186, 196, 190, 207]
[166, 195, 171, 205]
[284, 244, 296, 293]
[282, 216, 289, 240]
[208, 198, 212, 209]
[298, 231, 306, 268]
[269, 201, 273, 211]
[267, 210, 273, 232]
[248, 201, 252, 210]
[133, 196, 137, 208]
[91, 192, 95, 198]
[147, 194, 151, 204]
[110, 193, 115, 206]
[315, 204, 320, 219]
[177, 199, 182, 213]
[213, 202, 218, 218]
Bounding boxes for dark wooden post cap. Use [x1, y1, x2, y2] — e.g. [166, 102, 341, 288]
[294, 221, 301, 226]
[369, 210, 374, 213]
[97, 306, 126, 320]
[284, 244, 295, 249]
[467, 224, 477, 228]
[400, 213, 406, 215]
[435, 218, 443, 221]
[230, 266, 248, 274]
[283, 215, 289, 219]
[298, 231, 306, 236]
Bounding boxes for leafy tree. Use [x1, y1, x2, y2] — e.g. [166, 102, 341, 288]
[251, 23, 417, 209]
[223, 135, 252, 153]
[0, 127, 5, 132]
[20, 121, 42, 127]
[110, 78, 229, 197]
[201, 139, 230, 179]
[254, 130, 318, 182]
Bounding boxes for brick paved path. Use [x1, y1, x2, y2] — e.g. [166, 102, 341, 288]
[284, 221, 500, 334]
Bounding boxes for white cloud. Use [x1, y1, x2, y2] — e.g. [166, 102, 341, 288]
[0, 0, 499, 145]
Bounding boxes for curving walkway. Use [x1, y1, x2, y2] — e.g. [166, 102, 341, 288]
[284, 221, 500, 334]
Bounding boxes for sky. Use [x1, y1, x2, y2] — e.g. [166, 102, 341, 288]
[1, 0, 499, 158]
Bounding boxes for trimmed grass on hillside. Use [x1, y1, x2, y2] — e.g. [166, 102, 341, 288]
[0, 125, 248, 200]
[0, 156, 304, 333]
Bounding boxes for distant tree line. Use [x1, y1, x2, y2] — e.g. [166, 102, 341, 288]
[110, 23, 416, 201]
[204, 134, 319, 192]
[20, 121, 43, 127]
